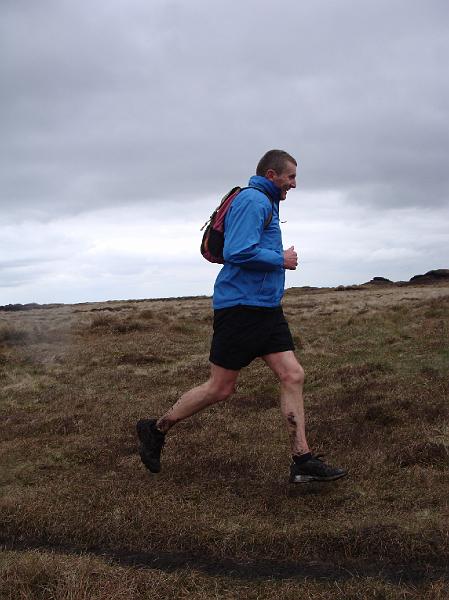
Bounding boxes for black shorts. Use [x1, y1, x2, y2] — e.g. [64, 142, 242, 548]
[209, 305, 295, 371]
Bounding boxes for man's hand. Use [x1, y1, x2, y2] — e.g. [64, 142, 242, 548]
[283, 246, 298, 270]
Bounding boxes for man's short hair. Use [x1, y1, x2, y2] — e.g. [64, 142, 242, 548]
[256, 149, 297, 176]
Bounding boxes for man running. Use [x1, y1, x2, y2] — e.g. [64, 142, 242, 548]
[137, 149, 347, 484]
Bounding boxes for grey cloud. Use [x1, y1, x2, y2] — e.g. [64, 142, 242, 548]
[0, 258, 53, 269]
[0, 260, 52, 288]
[1, 0, 448, 225]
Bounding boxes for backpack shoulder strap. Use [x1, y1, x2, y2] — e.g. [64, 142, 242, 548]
[240, 185, 274, 228]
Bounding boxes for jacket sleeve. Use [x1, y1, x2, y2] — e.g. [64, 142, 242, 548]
[222, 192, 284, 271]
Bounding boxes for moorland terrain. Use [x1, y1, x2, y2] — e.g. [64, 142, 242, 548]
[1, 279, 448, 599]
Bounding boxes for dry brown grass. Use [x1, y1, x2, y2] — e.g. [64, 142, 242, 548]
[1, 285, 448, 599]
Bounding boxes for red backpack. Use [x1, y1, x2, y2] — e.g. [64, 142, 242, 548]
[200, 186, 273, 264]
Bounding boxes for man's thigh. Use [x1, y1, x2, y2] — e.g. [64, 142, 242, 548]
[209, 362, 240, 390]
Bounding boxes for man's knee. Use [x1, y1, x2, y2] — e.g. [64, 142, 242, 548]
[208, 378, 236, 402]
[280, 363, 305, 386]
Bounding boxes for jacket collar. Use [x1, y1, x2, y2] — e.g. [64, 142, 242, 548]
[248, 175, 281, 202]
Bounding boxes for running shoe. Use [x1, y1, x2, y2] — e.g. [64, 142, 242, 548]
[289, 454, 347, 483]
[136, 418, 165, 473]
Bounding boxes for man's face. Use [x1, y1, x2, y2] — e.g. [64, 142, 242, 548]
[267, 161, 297, 200]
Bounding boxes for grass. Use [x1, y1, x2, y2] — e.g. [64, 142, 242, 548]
[0, 286, 448, 599]
[0, 324, 29, 345]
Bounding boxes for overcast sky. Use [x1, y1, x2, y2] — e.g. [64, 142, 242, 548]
[1, 0, 448, 305]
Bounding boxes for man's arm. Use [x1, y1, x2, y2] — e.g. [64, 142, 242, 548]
[222, 193, 283, 271]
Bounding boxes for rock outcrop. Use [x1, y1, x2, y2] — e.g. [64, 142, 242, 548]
[409, 269, 449, 284]
[363, 277, 394, 286]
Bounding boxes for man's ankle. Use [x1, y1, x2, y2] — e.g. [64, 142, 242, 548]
[154, 421, 166, 435]
[292, 452, 312, 465]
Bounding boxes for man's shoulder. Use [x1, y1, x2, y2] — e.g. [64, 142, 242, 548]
[234, 187, 273, 210]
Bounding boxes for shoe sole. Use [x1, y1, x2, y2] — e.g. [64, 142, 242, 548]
[290, 471, 348, 484]
[139, 447, 160, 473]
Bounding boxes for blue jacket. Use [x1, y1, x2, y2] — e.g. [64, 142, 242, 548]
[213, 175, 285, 309]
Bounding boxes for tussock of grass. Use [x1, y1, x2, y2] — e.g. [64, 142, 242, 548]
[393, 441, 449, 468]
[88, 315, 148, 333]
[110, 321, 147, 334]
[170, 321, 198, 335]
[0, 324, 29, 345]
[1, 285, 448, 598]
[88, 315, 113, 329]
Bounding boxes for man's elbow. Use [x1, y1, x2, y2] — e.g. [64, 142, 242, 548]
[223, 246, 254, 264]
[223, 251, 245, 265]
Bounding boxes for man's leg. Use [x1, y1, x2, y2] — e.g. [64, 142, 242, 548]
[157, 363, 240, 432]
[263, 350, 347, 483]
[137, 363, 239, 473]
[262, 350, 310, 456]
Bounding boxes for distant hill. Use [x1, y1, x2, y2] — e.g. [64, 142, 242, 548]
[2, 270, 448, 311]
[0, 302, 64, 312]
[362, 269, 449, 287]
[409, 269, 449, 284]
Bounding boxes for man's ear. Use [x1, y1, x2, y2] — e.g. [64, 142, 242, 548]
[265, 168, 277, 181]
